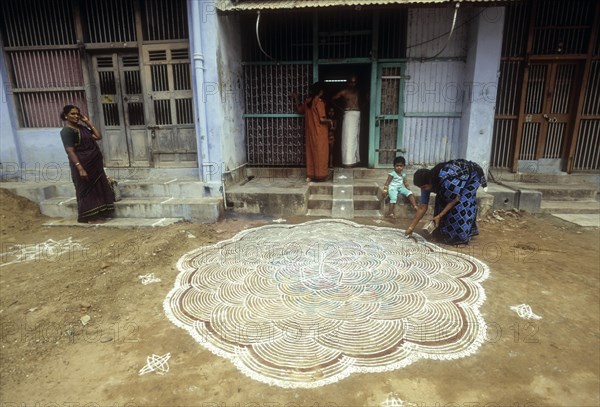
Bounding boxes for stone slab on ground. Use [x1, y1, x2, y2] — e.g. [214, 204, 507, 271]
[552, 214, 600, 228]
[43, 217, 184, 228]
[542, 199, 600, 214]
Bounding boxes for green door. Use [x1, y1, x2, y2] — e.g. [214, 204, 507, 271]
[373, 64, 406, 168]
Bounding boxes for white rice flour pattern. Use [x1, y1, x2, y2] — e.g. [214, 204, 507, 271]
[164, 219, 490, 388]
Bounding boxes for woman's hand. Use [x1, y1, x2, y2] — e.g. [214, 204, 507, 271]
[78, 166, 89, 181]
[405, 226, 414, 237]
[433, 214, 442, 226]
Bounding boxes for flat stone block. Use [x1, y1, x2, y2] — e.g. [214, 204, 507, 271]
[552, 214, 600, 228]
[518, 189, 543, 213]
[227, 191, 307, 216]
[43, 217, 184, 228]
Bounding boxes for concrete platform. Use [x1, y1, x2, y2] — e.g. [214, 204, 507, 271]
[226, 168, 495, 219]
[552, 214, 600, 227]
[43, 217, 184, 228]
[500, 181, 599, 200]
[1, 177, 224, 223]
[17, 166, 599, 222]
[541, 199, 600, 214]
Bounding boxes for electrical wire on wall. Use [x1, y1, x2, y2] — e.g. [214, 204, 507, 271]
[256, 11, 278, 63]
[420, 3, 460, 61]
[405, 4, 491, 62]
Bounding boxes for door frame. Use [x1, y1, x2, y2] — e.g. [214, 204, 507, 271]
[512, 59, 585, 172]
[141, 42, 197, 168]
[371, 62, 407, 168]
[90, 51, 153, 168]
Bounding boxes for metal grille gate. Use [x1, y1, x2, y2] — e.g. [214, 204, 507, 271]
[573, 37, 600, 171]
[492, 0, 599, 172]
[242, 9, 407, 167]
[244, 65, 312, 166]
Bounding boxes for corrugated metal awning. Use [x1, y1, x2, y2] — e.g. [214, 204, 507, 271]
[216, 0, 508, 11]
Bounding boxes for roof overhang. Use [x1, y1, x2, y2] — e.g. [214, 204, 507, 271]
[216, 0, 511, 12]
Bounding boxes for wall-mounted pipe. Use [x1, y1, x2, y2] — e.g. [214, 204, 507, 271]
[190, 0, 211, 181]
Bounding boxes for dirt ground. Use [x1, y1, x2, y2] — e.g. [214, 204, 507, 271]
[1, 188, 599, 407]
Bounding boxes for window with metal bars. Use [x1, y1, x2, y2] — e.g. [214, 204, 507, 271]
[81, 0, 137, 43]
[141, 0, 189, 41]
[318, 10, 373, 60]
[1, 0, 86, 127]
[241, 12, 313, 62]
[532, 0, 595, 55]
[573, 37, 600, 171]
[1, 0, 190, 128]
[491, 1, 530, 168]
[147, 48, 193, 126]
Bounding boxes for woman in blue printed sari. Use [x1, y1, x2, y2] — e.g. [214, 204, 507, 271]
[405, 159, 488, 245]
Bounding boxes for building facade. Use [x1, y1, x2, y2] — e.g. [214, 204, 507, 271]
[1, 0, 598, 189]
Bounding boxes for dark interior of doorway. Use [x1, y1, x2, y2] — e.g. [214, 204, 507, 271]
[319, 64, 370, 168]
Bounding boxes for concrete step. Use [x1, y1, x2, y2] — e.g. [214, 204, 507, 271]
[308, 183, 333, 195]
[540, 199, 600, 214]
[0, 182, 75, 204]
[1, 180, 217, 202]
[353, 168, 393, 179]
[43, 217, 184, 228]
[354, 209, 384, 218]
[226, 177, 308, 216]
[353, 180, 380, 195]
[354, 195, 381, 210]
[489, 168, 600, 185]
[306, 208, 332, 217]
[39, 196, 223, 223]
[308, 194, 333, 209]
[117, 179, 217, 198]
[501, 181, 598, 201]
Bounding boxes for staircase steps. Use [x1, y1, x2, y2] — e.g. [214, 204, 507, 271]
[502, 181, 598, 201]
[500, 181, 599, 214]
[540, 199, 600, 214]
[1, 178, 223, 223]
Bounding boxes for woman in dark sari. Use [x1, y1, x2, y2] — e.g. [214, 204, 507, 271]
[60, 105, 115, 223]
[405, 159, 488, 245]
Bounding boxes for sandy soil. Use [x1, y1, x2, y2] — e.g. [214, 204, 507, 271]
[1, 188, 599, 407]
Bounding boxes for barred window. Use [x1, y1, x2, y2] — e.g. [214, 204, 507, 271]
[1, 0, 85, 128]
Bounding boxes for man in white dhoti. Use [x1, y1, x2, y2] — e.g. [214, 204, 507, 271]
[333, 75, 361, 167]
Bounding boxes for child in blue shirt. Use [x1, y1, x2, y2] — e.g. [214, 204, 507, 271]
[383, 156, 418, 218]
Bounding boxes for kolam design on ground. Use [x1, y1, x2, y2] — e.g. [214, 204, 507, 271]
[163, 219, 490, 388]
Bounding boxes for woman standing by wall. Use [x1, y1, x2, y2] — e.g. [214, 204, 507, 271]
[60, 105, 115, 223]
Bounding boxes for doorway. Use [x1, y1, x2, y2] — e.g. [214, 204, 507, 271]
[319, 64, 371, 167]
[92, 53, 151, 167]
[518, 61, 583, 167]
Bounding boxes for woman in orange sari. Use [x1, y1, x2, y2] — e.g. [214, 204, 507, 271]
[294, 82, 333, 182]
